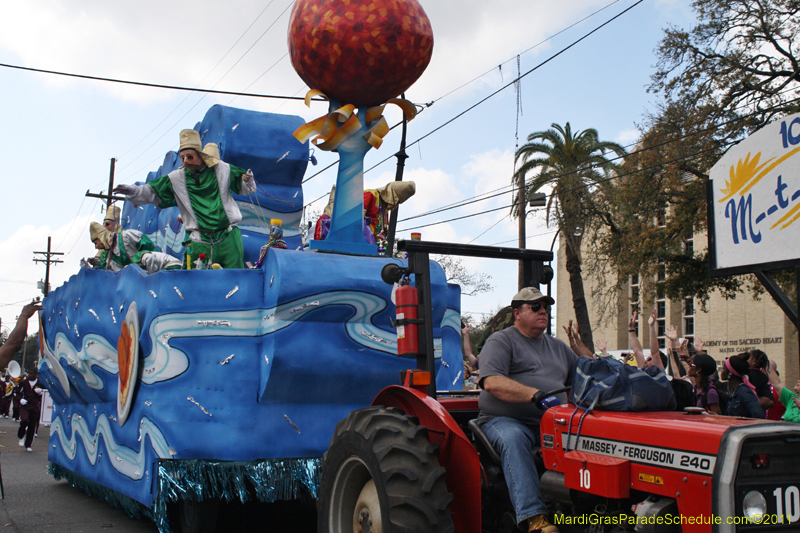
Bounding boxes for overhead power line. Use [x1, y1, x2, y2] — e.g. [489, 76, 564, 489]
[362, 0, 646, 177]
[397, 138, 737, 233]
[399, 90, 800, 224]
[114, 0, 285, 166]
[0, 61, 317, 101]
[300, 0, 644, 192]
[488, 229, 559, 247]
[431, 0, 623, 106]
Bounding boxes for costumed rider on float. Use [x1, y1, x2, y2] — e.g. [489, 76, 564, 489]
[113, 129, 256, 269]
[86, 222, 182, 274]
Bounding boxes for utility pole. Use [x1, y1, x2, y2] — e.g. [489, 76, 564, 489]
[385, 93, 409, 257]
[21, 333, 27, 373]
[33, 237, 63, 297]
[517, 170, 526, 290]
[85, 158, 125, 210]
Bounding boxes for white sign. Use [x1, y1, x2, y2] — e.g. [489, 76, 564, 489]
[561, 433, 717, 474]
[709, 113, 800, 270]
[39, 390, 53, 426]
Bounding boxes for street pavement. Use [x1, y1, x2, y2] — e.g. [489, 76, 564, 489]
[0, 416, 157, 532]
[0, 417, 316, 532]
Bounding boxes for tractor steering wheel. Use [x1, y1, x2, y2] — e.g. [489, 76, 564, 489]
[532, 387, 571, 410]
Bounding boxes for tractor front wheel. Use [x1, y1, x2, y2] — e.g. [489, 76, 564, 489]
[318, 406, 454, 533]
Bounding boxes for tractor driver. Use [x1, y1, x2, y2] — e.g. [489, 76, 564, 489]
[477, 287, 576, 533]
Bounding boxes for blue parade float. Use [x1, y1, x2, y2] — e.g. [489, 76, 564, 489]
[36, 105, 463, 532]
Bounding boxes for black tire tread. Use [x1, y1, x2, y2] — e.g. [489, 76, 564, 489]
[319, 406, 454, 533]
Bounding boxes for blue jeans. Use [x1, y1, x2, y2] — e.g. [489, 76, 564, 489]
[481, 416, 546, 525]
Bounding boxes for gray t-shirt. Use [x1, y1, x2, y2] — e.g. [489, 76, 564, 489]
[478, 327, 577, 425]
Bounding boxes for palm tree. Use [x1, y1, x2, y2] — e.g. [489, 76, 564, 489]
[515, 123, 626, 351]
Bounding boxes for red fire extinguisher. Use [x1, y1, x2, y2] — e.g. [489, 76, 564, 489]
[395, 282, 419, 357]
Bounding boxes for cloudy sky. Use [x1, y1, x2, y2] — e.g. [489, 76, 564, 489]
[0, 0, 695, 333]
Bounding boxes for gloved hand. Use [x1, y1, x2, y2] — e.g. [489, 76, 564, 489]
[34, 388, 42, 395]
[243, 169, 254, 182]
[532, 390, 561, 411]
[114, 184, 136, 196]
[20, 399, 27, 406]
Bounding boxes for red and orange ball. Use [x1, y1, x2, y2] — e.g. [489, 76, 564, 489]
[288, 0, 434, 108]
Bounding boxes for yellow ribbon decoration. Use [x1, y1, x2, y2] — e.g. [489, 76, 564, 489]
[293, 91, 418, 151]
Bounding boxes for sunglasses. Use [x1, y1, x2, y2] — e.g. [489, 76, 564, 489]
[525, 301, 550, 313]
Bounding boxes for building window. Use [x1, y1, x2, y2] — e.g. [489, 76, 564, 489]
[630, 275, 640, 336]
[656, 205, 667, 227]
[684, 297, 695, 348]
[656, 288, 666, 350]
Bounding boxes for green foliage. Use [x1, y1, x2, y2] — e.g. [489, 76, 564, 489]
[651, 0, 800, 136]
[433, 254, 493, 296]
[462, 304, 511, 358]
[586, 0, 800, 306]
[0, 333, 39, 371]
[515, 123, 626, 350]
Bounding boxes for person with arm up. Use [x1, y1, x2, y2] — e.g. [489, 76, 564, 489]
[0, 300, 42, 371]
[767, 363, 800, 423]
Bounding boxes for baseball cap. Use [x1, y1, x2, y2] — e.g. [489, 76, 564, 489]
[511, 287, 555, 306]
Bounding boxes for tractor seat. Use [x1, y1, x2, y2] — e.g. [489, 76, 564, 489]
[468, 419, 502, 464]
[468, 419, 545, 473]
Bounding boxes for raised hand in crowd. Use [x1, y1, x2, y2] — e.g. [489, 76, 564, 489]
[563, 320, 594, 358]
[768, 362, 784, 393]
[628, 311, 638, 333]
[647, 309, 661, 369]
[676, 338, 690, 359]
[0, 299, 43, 370]
[595, 339, 609, 358]
[668, 345, 686, 379]
[693, 337, 705, 354]
[461, 322, 478, 368]
[665, 324, 680, 346]
[627, 311, 647, 368]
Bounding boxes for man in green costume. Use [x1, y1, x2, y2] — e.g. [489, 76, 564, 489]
[114, 129, 256, 268]
[88, 222, 182, 274]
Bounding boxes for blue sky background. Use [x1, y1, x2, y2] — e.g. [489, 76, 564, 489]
[0, 0, 696, 332]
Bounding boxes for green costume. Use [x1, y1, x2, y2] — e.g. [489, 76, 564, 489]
[98, 230, 157, 272]
[127, 161, 255, 269]
[779, 387, 800, 424]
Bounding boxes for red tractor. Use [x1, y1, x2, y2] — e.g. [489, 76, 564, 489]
[317, 240, 800, 533]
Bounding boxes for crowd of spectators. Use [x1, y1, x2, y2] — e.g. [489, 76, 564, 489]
[462, 308, 799, 423]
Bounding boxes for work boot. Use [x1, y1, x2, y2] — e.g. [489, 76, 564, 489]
[527, 514, 559, 533]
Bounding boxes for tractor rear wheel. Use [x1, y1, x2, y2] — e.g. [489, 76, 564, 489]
[318, 406, 454, 533]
